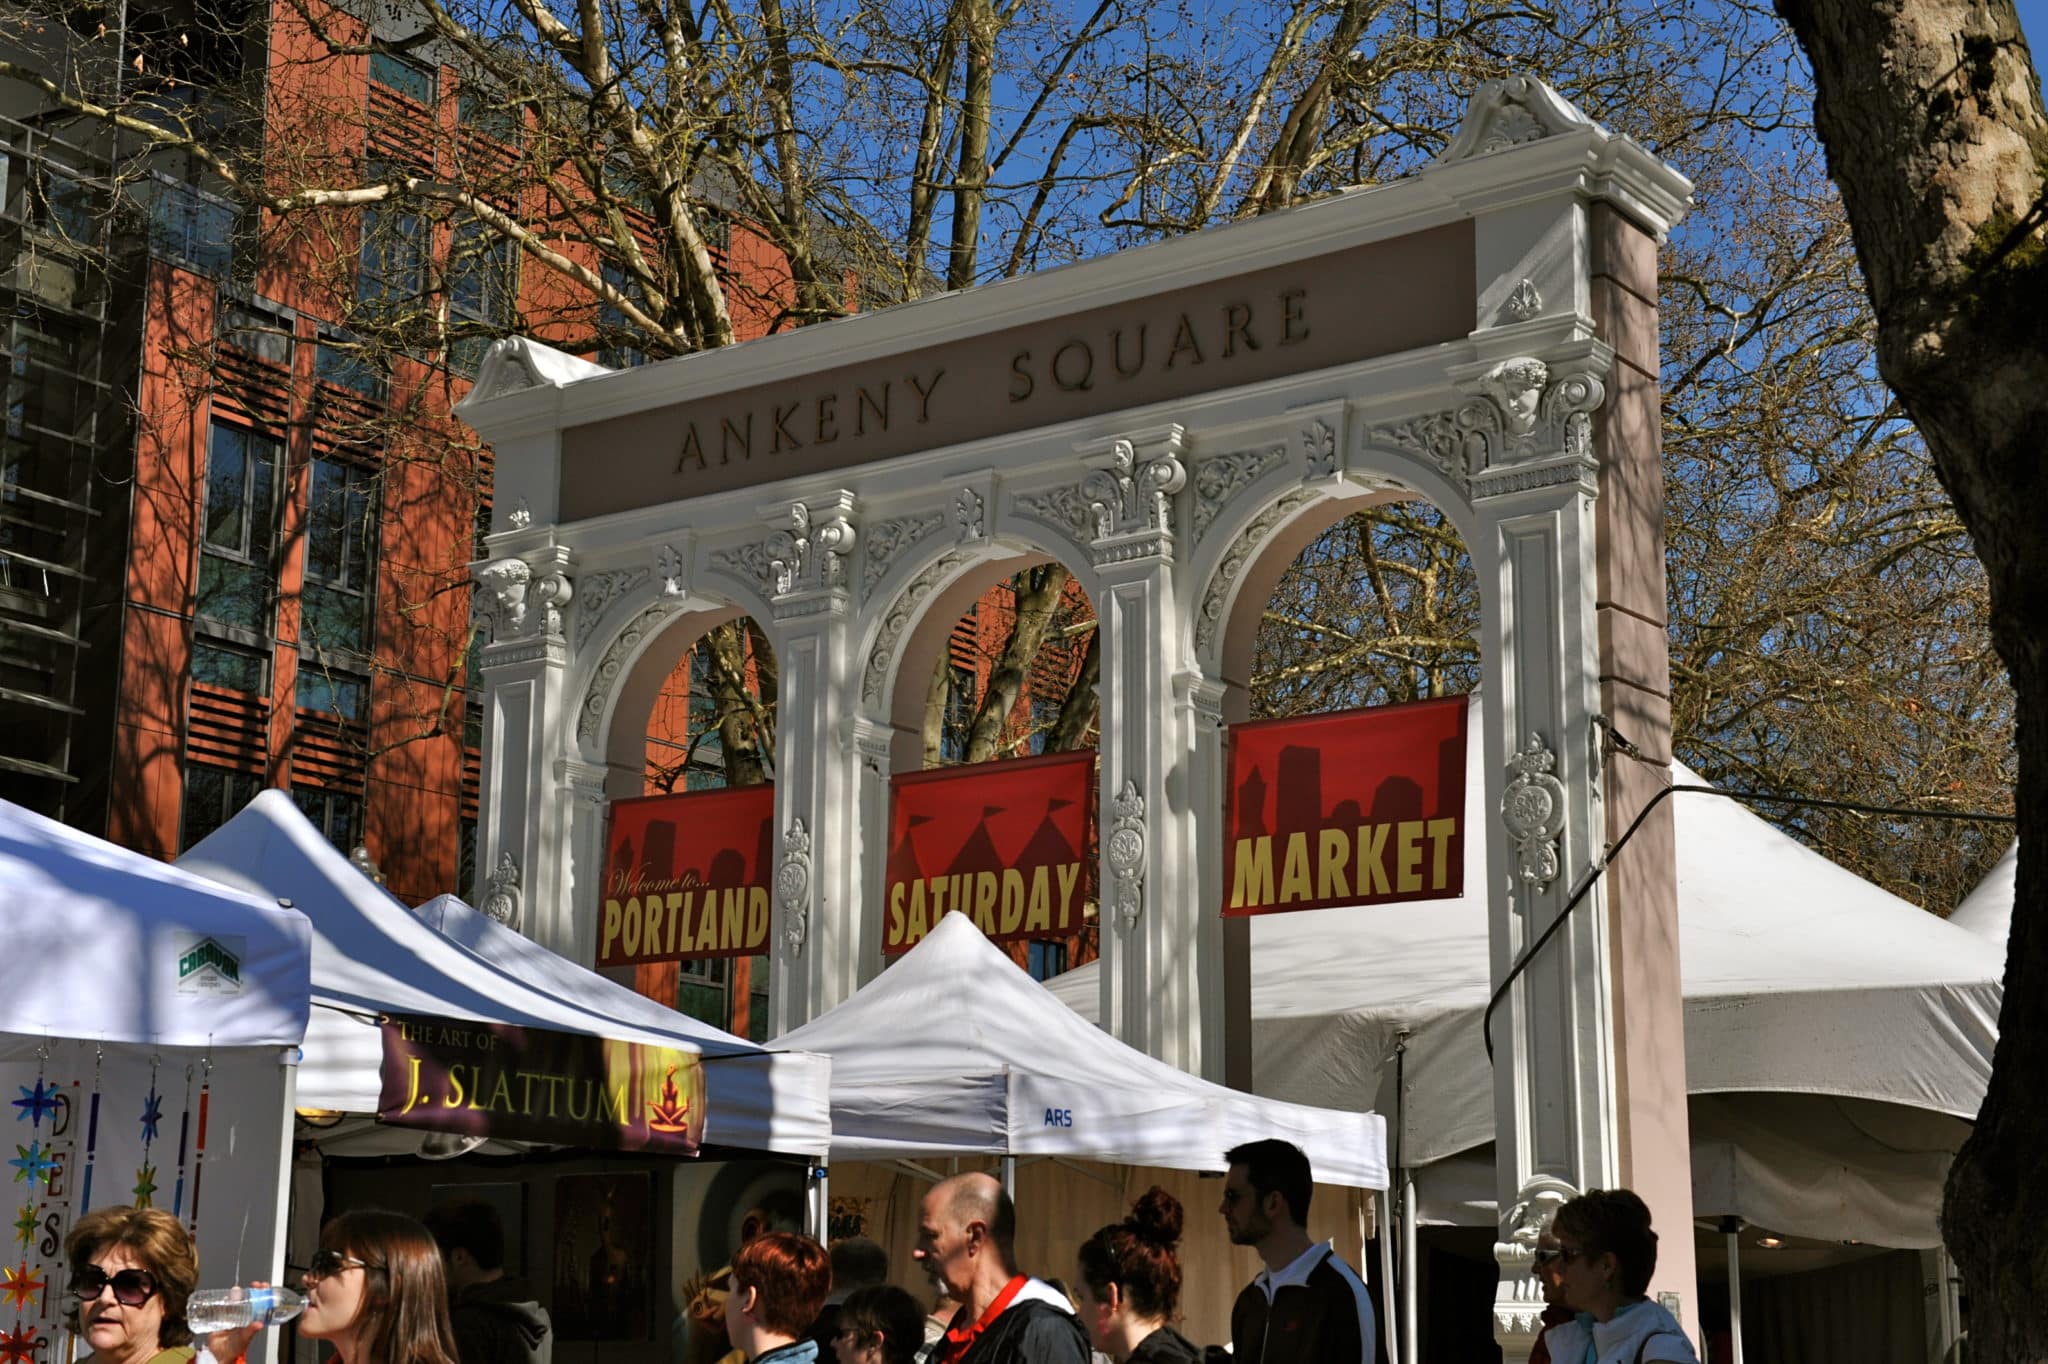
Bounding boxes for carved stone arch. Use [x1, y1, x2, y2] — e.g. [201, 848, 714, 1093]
[1003, 479, 1112, 586]
[574, 593, 747, 772]
[698, 531, 792, 625]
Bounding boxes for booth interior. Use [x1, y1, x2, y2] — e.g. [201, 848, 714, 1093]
[1050, 700, 2000, 1364]
[176, 791, 835, 1364]
[774, 911, 1392, 1350]
[0, 798, 313, 1364]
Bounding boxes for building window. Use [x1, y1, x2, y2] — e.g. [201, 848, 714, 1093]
[295, 665, 369, 723]
[315, 337, 383, 395]
[676, 958, 729, 1030]
[357, 185, 427, 319]
[191, 639, 267, 693]
[198, 423, 279, 636]
[134, 176, 237, 278]
[596, 258, 648, 369]
[457, 86, 520, 143]
[1026, 940, 1068, 981]
[746, 956, 769, 1042]
[457, 815, 477, 900]
[292, 785, 364, 852]
[369, 50, 436, 104]
[940, 664, 975, 765]
[301, 456, 378, 660]
[181, 765, 262, 851]
[448, 219, 516, 374]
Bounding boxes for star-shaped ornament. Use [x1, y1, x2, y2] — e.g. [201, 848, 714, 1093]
[11, 1204, 35, 1248]
[132, 1163, 157, 1208]
[0, 1260, 45, 1311]
[0, 1324, 41, 1364]
[6, 1145, 55, 1188]
[138, 1088, 163, 1145]
[11, 1082, 59, 1130]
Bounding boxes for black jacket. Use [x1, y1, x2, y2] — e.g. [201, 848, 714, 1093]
[449, 1277, 553, 1364]
[1125, 1327, 1203, 1364]
[1228, 1246, 1373, 1364]
[950, 1299, 1091, 1364]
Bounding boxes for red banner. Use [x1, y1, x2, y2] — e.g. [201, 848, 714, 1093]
[885, 751, 1094, 953]
[600, 785, 774, 965]
[1223, 696, 1468, 917]
[378, 1013, 704, 1154]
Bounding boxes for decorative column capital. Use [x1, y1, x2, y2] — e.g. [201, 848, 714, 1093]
[474, 539, 575, 664]
[714, 492, 861, 619]
[1078, 426, 1187, 567]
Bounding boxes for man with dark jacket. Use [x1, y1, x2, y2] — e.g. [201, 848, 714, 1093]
[1219, 1140, 1373, 1364]
[426, 1200, 555, 1364]
[914, 1173, 1089, 1364]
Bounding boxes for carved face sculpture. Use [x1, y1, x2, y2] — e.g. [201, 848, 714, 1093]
[1485, 358, 1550, 436]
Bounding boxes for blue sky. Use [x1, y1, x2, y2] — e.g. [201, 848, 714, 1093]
[2023, 0, 2048, 84]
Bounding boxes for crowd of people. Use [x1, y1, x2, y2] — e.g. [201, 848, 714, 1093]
[56, 1140, 1695, 1364]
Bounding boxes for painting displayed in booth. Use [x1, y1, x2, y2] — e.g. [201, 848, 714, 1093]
[550, 1171, 654, 1340]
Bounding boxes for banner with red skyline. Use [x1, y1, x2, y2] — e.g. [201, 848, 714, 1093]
[884, 751, 1094, 952]
[378, 1012, 704, 1153]
[1223, 697, 1468, 917]
[599, 786, 775, 965]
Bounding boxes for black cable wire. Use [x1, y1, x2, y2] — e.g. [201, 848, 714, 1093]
[1481, 783, 2016, 1065]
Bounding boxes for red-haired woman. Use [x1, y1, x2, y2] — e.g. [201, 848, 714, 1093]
[1073, 1189, 1200, 1364]
[298, 1210, 463, 1364]
[723, 1231, 830, 1364]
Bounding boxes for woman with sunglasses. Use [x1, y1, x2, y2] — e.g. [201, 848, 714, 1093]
[298, 1210, 461, 1364]
[1531, 1189, 1699, 1364]
[66, 1207, 208, 1364]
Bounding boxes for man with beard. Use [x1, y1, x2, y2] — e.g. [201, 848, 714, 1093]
[1218, 1140, 1372, 1364]
[913, 1172, 1089, 1364]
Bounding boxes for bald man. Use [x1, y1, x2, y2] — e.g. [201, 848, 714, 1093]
[912, 1173, 1089, 1364]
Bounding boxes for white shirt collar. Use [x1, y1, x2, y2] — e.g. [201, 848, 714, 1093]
[1255, 1239, 1333, 1296]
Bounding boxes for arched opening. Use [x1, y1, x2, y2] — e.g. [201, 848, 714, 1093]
[1251, 500, 1478, 718]
[887, 555, 1100, 980]
[611, 611, 778, 1039]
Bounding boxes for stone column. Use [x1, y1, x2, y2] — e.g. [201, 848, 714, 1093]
[1085, 426, 1215, 1077]
[748, 493, 868, 1035]
[473, 537, 578, 950]
[1587, 200, 1699, 1322]
[1452, 349, 1625, 1360]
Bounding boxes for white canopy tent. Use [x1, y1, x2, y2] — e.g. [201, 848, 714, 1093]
[178, 791, 832, 1159]
[1949, 840, 2016, 953]
[409, 891, 832, 1157]
[1046, 712, 2002, 1248]
[778, 911, 1387, 1188]
[1, 798, 311, 1363]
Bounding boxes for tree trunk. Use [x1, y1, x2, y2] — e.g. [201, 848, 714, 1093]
[1773, 0, 2047, 1354]
[946, 0, 997, 291]
[702, 619, 771, 786]
[964, 564, 1068, 762]
[1047, 625, 1100, 752]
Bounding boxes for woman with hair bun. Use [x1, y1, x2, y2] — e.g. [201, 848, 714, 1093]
[1072, 1189, 1199, 1364]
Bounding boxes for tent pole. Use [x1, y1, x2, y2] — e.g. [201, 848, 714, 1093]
[261, 1053, 300, 1364]
[809, 1160, 831, 1240]
[1720, 1217, 1744, 1364]
[1001, 1155, 1016, 1197]
[1374, 1194, 1399, 1364]
[1400, 1167, 1418, 1364]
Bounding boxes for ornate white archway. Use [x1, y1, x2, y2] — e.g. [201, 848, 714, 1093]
[457, 77, 1696, 1351]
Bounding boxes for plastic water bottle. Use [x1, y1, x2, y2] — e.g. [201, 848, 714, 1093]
[186, 1286, 305, 1333]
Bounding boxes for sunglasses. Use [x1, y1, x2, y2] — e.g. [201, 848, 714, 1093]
[70, 1266, 160, 1307]
[1532, 1245, 1587, 1269]
[304, 1250, 368, 1281]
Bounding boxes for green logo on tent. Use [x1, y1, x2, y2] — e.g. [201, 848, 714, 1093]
[179, 938, 241, 985]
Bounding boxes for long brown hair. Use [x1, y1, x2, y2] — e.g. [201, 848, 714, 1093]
[1076, 1187, 1184, 1322]
[320, 1210, 460, 1364]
